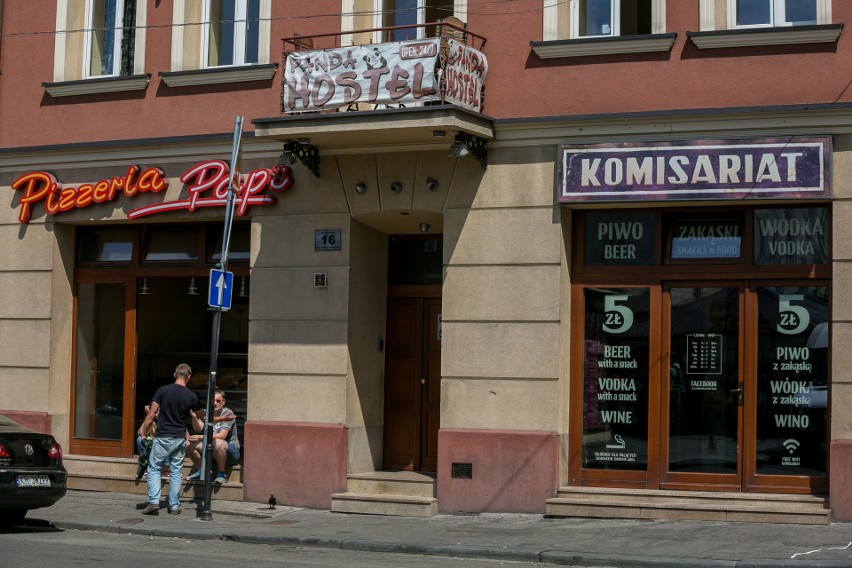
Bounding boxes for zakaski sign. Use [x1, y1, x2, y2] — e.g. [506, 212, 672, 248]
[11, 160, 294, 223]
[558, 137, 830, 202]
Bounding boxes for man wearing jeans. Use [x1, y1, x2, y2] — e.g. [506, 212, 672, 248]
[138, 363, 199, 515]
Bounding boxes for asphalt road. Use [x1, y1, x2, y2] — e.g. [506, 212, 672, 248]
[0, 523, 576, 568]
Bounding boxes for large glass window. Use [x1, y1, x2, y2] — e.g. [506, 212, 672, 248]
[733, 0, 817, 28]
[755, 286, 827, 476]
[74, 283, 127, 440]
[205, 0, 261, 67]
[85, 0, 136, 77]
[79, 229, 133, 263]
[754, 207, 828, 265]
[582, 288, 650, 471]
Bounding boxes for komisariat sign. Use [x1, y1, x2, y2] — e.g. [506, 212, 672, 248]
[558, 137, 830, 202]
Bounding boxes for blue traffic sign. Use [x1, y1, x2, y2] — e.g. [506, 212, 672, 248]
[208, 269, 234, 310]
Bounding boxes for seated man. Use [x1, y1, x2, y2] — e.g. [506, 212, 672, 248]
[186, 389, 240, 484]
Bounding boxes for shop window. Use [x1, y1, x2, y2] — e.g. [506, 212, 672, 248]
[730, 0, 816, 28]
[379, 0, 454, 41]
[209, 223, 251, 263]
[46, 0, 148, 96]
[142, 228, 199, 262]
[84, 0, 137, 78]
[584, 211, 655, 267]
[753, 207, 828, 265]
[667, 214, 744, 262]
[572, 0, 652, 37]
[204, 0, 260, 67]
[78, 229, 133, 263]
[582, 287, 651, 470]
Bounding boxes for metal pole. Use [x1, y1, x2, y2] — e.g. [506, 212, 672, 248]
[200, 115, 243, 521]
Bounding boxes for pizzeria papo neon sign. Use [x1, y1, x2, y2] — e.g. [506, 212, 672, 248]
[11, 160, 294, 224]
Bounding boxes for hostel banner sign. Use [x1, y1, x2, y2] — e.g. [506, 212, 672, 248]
[442, 39, 488, 113]
[558, 138, 830, 203]
[284, 40, 442, 112]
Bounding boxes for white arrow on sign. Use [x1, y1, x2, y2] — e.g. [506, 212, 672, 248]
[215, 272, 227, 306]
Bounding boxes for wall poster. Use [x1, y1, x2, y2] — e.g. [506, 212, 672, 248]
[582, 288, 650, 470]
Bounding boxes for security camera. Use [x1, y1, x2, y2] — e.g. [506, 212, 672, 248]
[426, 177, 439, 191]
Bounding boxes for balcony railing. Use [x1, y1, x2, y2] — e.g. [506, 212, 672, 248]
[281, 21, 488, 115]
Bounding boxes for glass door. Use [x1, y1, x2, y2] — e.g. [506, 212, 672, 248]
[71, 277, 136, 457]
[663, 283, 829, 491]
[665, 285, 743, 489]
[749, 284, 828, 491]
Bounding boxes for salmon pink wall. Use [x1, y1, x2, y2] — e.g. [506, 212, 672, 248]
[0, 0, 341, 148]
[437, 429, 559, 513]
[0, 410, 51, 434]
[243, 421, 347, 508]
[467, 1, 852, 118]
[3, 2, 850, 150]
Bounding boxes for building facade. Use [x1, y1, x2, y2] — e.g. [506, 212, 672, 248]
[1, 0, 851, 522]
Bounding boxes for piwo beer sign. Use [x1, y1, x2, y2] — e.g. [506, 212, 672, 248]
[11, 160, 294, 224]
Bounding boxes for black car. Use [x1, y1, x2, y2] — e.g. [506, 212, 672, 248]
[0, 414, 67, 526]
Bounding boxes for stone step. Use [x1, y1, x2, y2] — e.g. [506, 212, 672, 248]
[346, 471, 436, 497]
[64, 454, 244, 502]
[331, 492, 438, 517]
[547, 487, 830, 524]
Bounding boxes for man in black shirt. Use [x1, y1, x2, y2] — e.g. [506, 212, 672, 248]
[138, 363, 199, 515]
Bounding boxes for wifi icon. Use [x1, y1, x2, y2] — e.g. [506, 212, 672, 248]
[783, 439, 800, 454]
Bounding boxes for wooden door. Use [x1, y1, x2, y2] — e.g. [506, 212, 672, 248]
[383, 295, 441, 471]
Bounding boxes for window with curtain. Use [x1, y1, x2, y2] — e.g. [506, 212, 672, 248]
[380, 0, 454, 41]
[205, 0, 261, 67]
[85, 0, 136, 77]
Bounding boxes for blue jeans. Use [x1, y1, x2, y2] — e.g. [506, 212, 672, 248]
[146, 437, 186, 510]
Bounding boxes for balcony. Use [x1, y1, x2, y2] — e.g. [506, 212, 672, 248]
[253, 21, 492, 166]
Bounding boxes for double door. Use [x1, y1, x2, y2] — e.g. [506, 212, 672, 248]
[578, 281, 828, 492]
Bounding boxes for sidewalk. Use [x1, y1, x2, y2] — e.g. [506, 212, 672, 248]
[27, 490, 852, 567]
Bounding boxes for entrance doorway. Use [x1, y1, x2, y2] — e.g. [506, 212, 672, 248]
[571, 206, 830, 494]
[70, 224, 250, 458]
[382, 235, 442, 472]
[663, 284, 828, 491]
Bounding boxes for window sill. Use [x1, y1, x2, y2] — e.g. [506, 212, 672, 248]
[530, 33, 677, 59]
[159, 63, 278, 87]
[42, 74, 150, 97]
[687, 23, 843, 49]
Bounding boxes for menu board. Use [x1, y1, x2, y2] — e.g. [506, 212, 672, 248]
[686, 334, 723, 376]
[582, 288, 650, 470]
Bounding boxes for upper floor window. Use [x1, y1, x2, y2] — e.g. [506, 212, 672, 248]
[572, 0, 652, 37]
[731, 0, 816, 28]
[85, 0, 137, 77]
[379, 0, 454, 41]
[204, 0, 260, 67]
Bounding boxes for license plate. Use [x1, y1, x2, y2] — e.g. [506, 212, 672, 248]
[16, 475, 51, 488]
